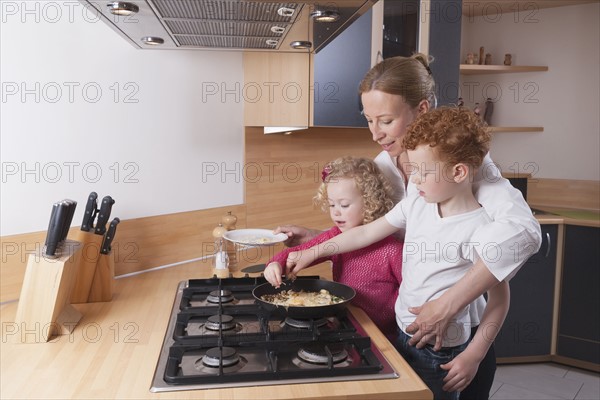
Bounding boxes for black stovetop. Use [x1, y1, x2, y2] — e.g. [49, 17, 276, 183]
[150, 276, 398, 392]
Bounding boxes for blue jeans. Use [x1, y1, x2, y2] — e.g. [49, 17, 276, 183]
[396, 329, 468, 400]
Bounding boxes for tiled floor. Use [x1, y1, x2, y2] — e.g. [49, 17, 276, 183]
[491, 363, 600, 400]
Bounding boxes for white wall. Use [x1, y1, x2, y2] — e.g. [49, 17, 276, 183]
[460, 2, 600, 180]
[1, 2, 245, 235]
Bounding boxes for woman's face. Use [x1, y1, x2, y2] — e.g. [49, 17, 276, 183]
[361, 90, 425, 157]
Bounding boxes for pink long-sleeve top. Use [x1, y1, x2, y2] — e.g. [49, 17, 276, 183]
[268, 226, 403, 340]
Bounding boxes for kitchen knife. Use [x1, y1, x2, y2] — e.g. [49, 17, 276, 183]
[60, 199, 77, 242]
[44, 201, 69, 257]
[80, 192, 98, 232]
[100, 217, 120, 255]
[94, 195, 115, 236]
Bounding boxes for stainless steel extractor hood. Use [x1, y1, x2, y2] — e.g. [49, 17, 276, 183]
[82, 1, 376, 53]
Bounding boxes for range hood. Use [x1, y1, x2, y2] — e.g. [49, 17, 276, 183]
[83, 1, 376, 53]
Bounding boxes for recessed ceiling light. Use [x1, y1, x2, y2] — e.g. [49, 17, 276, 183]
[290, 41, 312, 50]
[107, 1, 139, 16]
[141, 36, 164, 45]
[310, 10, 340, 23]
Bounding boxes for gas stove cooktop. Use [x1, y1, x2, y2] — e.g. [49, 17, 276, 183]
[150, 276, 398, 392]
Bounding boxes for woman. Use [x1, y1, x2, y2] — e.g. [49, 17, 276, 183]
[276, 54, 542, 399]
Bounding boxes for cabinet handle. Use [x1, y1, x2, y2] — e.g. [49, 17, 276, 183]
[545, 232, 551, 258]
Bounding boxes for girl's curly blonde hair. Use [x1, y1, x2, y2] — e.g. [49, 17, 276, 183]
[314, 157, 395, 224]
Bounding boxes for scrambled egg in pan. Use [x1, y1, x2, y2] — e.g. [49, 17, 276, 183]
[261, 289, 344, 307]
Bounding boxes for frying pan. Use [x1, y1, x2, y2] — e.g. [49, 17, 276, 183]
[252, 279, 356, 318]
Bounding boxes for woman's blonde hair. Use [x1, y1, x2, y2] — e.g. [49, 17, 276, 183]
[314, 157, 395, 224]
[358, 53, 436, 108]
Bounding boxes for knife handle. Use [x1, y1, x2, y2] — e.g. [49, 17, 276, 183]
[81, 192, 98, 232]
[101, 217, 120, 255]
[44, 203, 59, 248]
[60, 199, 77, 242]
[45, 202, 69, 257]
[94, 196, 115, 235]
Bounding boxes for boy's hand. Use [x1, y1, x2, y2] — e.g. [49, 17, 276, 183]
[285, 249, 316, 278]
[440, 349, 480, 393]
[264, 262, 283, 288]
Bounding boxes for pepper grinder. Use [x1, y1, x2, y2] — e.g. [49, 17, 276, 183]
[212, 223, 229, 278]
[221, 211, 238, 270]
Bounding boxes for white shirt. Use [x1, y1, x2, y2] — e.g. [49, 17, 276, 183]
[375, 151, 542, 282]
[385, 193, 493, 347]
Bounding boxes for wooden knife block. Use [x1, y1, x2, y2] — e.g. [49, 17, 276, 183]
[14, 239, 83, 343]
[87, 252, 115, 303]
[70, 231, 103, 303]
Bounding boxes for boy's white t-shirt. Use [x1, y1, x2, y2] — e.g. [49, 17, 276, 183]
[385, 193, 493, 347]
[375, 150, 542, 282]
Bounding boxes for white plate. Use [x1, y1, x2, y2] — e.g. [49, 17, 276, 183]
[222, 229, 287, 246]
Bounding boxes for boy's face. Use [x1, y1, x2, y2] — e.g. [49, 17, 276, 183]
[326, 178, 365, 232]
[407, 145, 460, 204]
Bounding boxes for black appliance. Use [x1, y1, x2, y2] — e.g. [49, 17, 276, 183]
[150, 276, 398, 392]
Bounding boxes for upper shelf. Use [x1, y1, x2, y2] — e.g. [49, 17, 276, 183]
[488, 126, 544, 133]
[460, 65, 549, 75]
[462, 0, 598, 17]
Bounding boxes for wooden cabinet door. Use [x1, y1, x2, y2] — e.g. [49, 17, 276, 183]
[243, 52, 310, 127]
[495, 224, 558, 360]
[557, 225, 600, 365]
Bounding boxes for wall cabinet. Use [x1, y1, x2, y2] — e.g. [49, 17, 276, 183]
[557, 225, 600, 367]
[311, 9, 372, 127]
[243, 52, 310, 127]
[495, 224, 558, 360]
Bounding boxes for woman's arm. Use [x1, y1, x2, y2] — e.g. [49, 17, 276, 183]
[440, 280, 510, 393]
[471, 154, 542, 280]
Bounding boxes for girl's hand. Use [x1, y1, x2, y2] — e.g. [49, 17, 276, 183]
[440, 349, 480, 393]
[264, 262, 283, 288]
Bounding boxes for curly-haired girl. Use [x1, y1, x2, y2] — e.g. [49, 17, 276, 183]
[264, 156, 403, 340]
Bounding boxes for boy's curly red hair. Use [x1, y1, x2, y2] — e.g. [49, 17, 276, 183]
[403, 107, 491, 168]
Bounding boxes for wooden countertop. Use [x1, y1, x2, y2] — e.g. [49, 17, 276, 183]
[0, 260, 432, 400]
[533, 206, 600, 227]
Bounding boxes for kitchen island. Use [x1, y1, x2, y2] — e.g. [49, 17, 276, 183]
[0, 260, 432, 400]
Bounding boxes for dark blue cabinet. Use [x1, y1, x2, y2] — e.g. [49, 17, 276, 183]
[495, 224, 558, 359]
[557, 225, 600, 366]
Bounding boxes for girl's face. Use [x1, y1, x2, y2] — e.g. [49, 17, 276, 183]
[326, 177, 365, 232]
[361, 90, 426, 157]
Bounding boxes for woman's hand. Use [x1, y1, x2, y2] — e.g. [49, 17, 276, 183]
[405, 298, 453, 351]
[440, 349, 480, 393]
[264, 262, 283, 288]
[274, 225, 321, 247]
